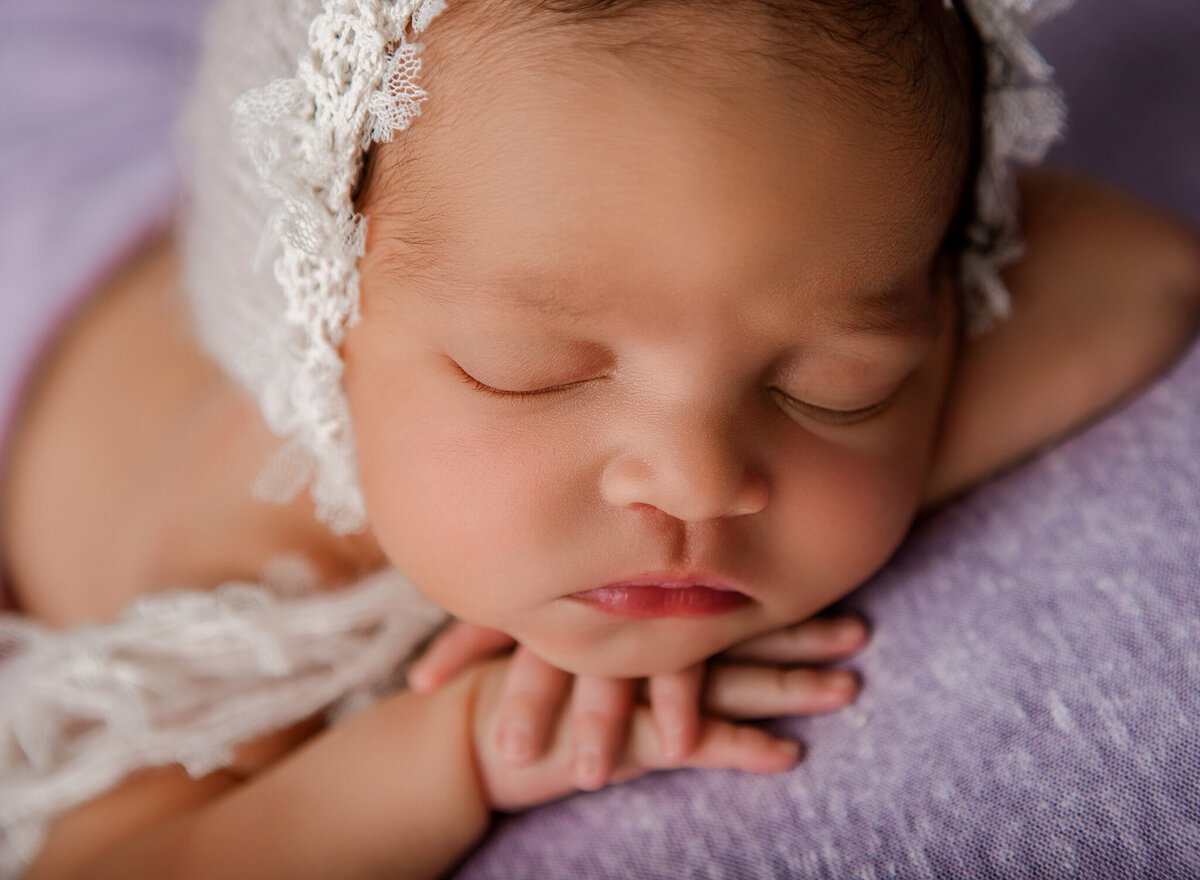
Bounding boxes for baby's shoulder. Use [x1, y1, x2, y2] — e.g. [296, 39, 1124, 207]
[1012, 168, 1200, 316]
[3, 239, 376, 627]
[926, 169, 1200, 503]
[1000, 168, 1200, 397]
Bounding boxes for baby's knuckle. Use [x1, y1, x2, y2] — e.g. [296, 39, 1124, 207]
[502, 692, 548, 721]
[729, 723, 765, 749]
[774, 668, 804, 694]
[652, 689, 688, 713]
[574, 707, 619, 729]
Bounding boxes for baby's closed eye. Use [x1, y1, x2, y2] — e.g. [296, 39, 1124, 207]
[768, 386, 899, 426]
[452, 359, 602, 398]
[448, 357, 609, 398]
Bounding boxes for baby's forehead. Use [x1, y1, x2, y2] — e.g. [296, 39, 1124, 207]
[412, 257, 945, 341]
[362, 64, 960, 309]
[365, 126, 950, 354]
[362, 0, 972, 262]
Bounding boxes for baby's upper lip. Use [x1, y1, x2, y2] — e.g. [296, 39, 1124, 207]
[580, 571, 749, 596]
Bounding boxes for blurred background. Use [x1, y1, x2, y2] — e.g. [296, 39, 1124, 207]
[1038, 0, 1200, 229]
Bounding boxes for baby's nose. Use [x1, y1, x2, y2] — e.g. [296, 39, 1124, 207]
[599, 419, 768, 523]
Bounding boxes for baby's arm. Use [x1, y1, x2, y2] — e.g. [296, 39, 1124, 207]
[927, 169, 1200, 503]
[26, 649, 801, 880]
[28, 672, 489, 880]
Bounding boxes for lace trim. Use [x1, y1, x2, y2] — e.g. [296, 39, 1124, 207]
[229, 0, 448, 533]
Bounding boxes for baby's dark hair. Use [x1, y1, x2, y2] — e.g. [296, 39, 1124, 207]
[530, 0, 978, 144]
[531, 0, 982, 240]
[360, 0, 982, 263]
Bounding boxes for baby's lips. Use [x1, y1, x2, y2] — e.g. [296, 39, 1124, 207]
[569, 583, 751, 619]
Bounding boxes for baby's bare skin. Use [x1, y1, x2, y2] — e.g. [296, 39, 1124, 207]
[931, 171, 1200, 503]
[2, 239, 387, 625]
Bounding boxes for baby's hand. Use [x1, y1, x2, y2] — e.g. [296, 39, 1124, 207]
[465, 655, 806, 813]
[409, 616, 867, 791]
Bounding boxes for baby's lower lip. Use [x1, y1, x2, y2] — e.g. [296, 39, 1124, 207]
[569, 582, 750, 619]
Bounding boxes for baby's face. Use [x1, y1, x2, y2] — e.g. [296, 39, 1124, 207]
[344, 43, 963, 676]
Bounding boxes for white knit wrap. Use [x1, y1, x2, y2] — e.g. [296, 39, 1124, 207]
[0, 567, 449, 876]
[180, 0, 1072, 534]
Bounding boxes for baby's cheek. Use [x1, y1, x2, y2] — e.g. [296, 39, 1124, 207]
[357, 409, 588, 617]
[771, 437, 924, 603]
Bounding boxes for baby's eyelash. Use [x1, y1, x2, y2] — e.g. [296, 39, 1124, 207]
[770, 388, 895, 425]
[453, 363, 583, 399]
[454, 362, 893, 419]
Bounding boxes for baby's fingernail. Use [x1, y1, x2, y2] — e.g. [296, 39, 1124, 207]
[498, 725, 533, 764]
[572, 749, 603, 790]
[774, 739, 802, 764]
[834, 617, 866, 641]
[823, 670, 859, 702]
[662, 726, 687, 763]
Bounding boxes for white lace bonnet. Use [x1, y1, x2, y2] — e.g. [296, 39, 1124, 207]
[179, 0, 1073, 534]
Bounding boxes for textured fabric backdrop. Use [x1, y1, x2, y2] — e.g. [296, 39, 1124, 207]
[0, 0, 209, 434]
[1039, 1, 1200, 229]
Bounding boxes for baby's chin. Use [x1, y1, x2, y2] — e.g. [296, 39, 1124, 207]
[537, 651, 710, 679]
[517, 627, 738, 679]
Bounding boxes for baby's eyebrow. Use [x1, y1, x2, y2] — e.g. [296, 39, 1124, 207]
[497, 285, 593, 320]
[836, 279, 942, 338]
[417, 271, 595, 321]
[414, 268, 939, 335]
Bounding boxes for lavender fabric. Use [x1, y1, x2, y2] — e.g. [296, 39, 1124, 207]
[0, 1, 208, 442]
[0, 0, 1196, 876]
[1038, 1, 1200, 230]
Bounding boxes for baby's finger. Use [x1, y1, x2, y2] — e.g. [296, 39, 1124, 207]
[568, 676, 636, 791]
[678, 719, 801, 774]
[719, 615, 868, 665]
[610, 711, 800, 783]
[647, 664, 705, 764]
[407, 621, 515, 693]
[704, 664, 860, 718]
[495, 646, 571, 766]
